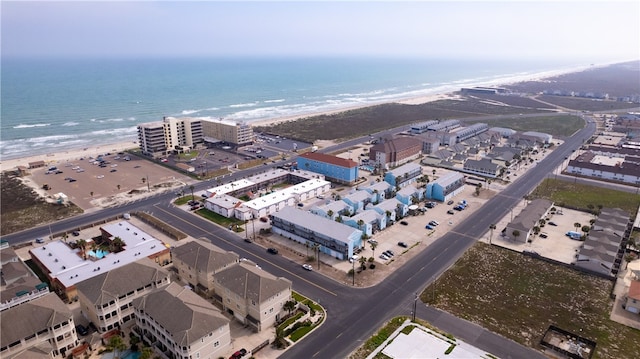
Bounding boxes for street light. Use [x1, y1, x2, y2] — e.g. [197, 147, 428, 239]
[352, 259, 356, 286]
[412, 292, 418, 321]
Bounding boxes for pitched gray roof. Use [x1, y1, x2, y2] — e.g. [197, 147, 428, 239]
[508, 199, 552, 233]
[171, 240, 239, 274]
[1, 293, 71, 347]
[133, 282, 228, 347]
[75, 257, 169, 306]
[214, 261, 291, 304]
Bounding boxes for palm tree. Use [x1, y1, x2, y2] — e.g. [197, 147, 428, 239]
[116, 184, 121, 191]
[90, 191, 94, 197]
[370, 242, 377, 260]
[327, 210, 334, 219]
[107, 335, 126, 359]
[62, 233, 68, 243]
[512, 230, 520, 242]
[358, 255, 367, 270]
[357, 219, 365, 231]
[189, 185, 195, 200]
[76, 239, 87, 260]
[283, 300, 296, 316]
[312, 243, 321, 269]
[141, 177, 146, 184]
[574, 222, 581, 232]
[532, 226, 540, 235]
[581, 225, 590, 237]
[110, 236, 125, 253]
[139, 347, 153, 359]
[488, 224, 496, 244]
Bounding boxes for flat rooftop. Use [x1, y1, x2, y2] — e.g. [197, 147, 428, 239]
[29, 221, 167, 288]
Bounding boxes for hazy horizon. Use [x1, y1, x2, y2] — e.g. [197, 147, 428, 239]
[2, 1, 639, 63]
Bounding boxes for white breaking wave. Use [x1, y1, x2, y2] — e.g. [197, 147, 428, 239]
[181, 109, 200, 115]
[98, 118, 125, 123]
[62, 122, 80, 127]
[13, 123, 50, 129]
[263, 99, 285, 103]
[89, 126, 138, 136]
[229, 102, 259, 108]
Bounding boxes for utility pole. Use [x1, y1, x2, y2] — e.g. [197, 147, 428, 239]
[412, 292, 418, 321]
[352, 259, 356, 286]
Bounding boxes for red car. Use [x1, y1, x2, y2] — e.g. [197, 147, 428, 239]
[229, 348, 247, 359]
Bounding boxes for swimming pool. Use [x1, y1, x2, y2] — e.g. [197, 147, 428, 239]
[87, 249, 109, 259]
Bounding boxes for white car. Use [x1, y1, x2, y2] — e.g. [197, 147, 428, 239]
[302, 264, 313, 271]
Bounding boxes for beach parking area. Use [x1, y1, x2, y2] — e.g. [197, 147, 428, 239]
[28, 154, 193, 210]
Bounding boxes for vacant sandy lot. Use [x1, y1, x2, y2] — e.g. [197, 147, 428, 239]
[28, 154, 193, 210]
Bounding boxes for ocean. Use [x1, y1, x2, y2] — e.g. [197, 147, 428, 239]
[1, 56, 592, 160]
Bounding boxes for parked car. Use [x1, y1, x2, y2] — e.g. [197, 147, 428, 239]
[425, 224, 434, 230]
[379, 254, 389, 260]
[398, 242, 408, 248]
[367, 239, 378, 245]
[447, 200, 454, 205]
[539, 233, 548, 238]
[429, 220, 439, 226]
[385, 250, 395, 256]
[302, 264, 313, 271]
[229, 348, 247, 359]
[400, 221, 408, 225]
[35, 238, 45, 244]
[447, 210, 455, 215]
[267, 248, 278, 255]
[75, 324, 88, 336]
[72, 231, 80, 236]
[548, 221, 558, 226]
[260, 217, 268, 222]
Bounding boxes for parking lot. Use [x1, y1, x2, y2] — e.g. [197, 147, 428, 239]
[29, 153, 193, 210]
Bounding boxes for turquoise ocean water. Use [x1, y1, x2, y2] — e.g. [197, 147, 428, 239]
[1, 57, 591, 160]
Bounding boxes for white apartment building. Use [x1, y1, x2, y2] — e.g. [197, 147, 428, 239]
[138, 116, 203, 156]
[213, 260, 292, 332]
[1, 293, 79, 359]
[201, 117, 254, 147]
[76, 258, 171, 333]
[133, 283, 231, 359]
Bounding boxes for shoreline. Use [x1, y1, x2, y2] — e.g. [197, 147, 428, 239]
[0, 141, 139, 173]
[0, 61, 606, 172]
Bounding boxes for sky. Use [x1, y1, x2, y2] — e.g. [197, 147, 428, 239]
[2, 1, 639, 62]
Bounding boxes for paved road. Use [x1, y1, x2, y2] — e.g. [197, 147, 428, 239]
[1, 116, 596, 358]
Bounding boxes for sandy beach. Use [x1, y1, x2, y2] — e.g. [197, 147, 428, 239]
[0, 141, 139, 173]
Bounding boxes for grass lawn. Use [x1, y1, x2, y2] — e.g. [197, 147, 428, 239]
[422, 243, 640, 359]
[195, 208, 244, 230]
[465, 114, 584, 137]
[533, 178, 640, 216]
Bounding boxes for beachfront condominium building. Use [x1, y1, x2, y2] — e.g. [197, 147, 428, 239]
[138, 116, 203, 156]
[75, 258, 171, 333]
[1, 293, 79, 359]
[171, 240, 240, 297]
[200, 117, 254, 147]
[212, 260, 292, 332]
[133, 283, 231, 359]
